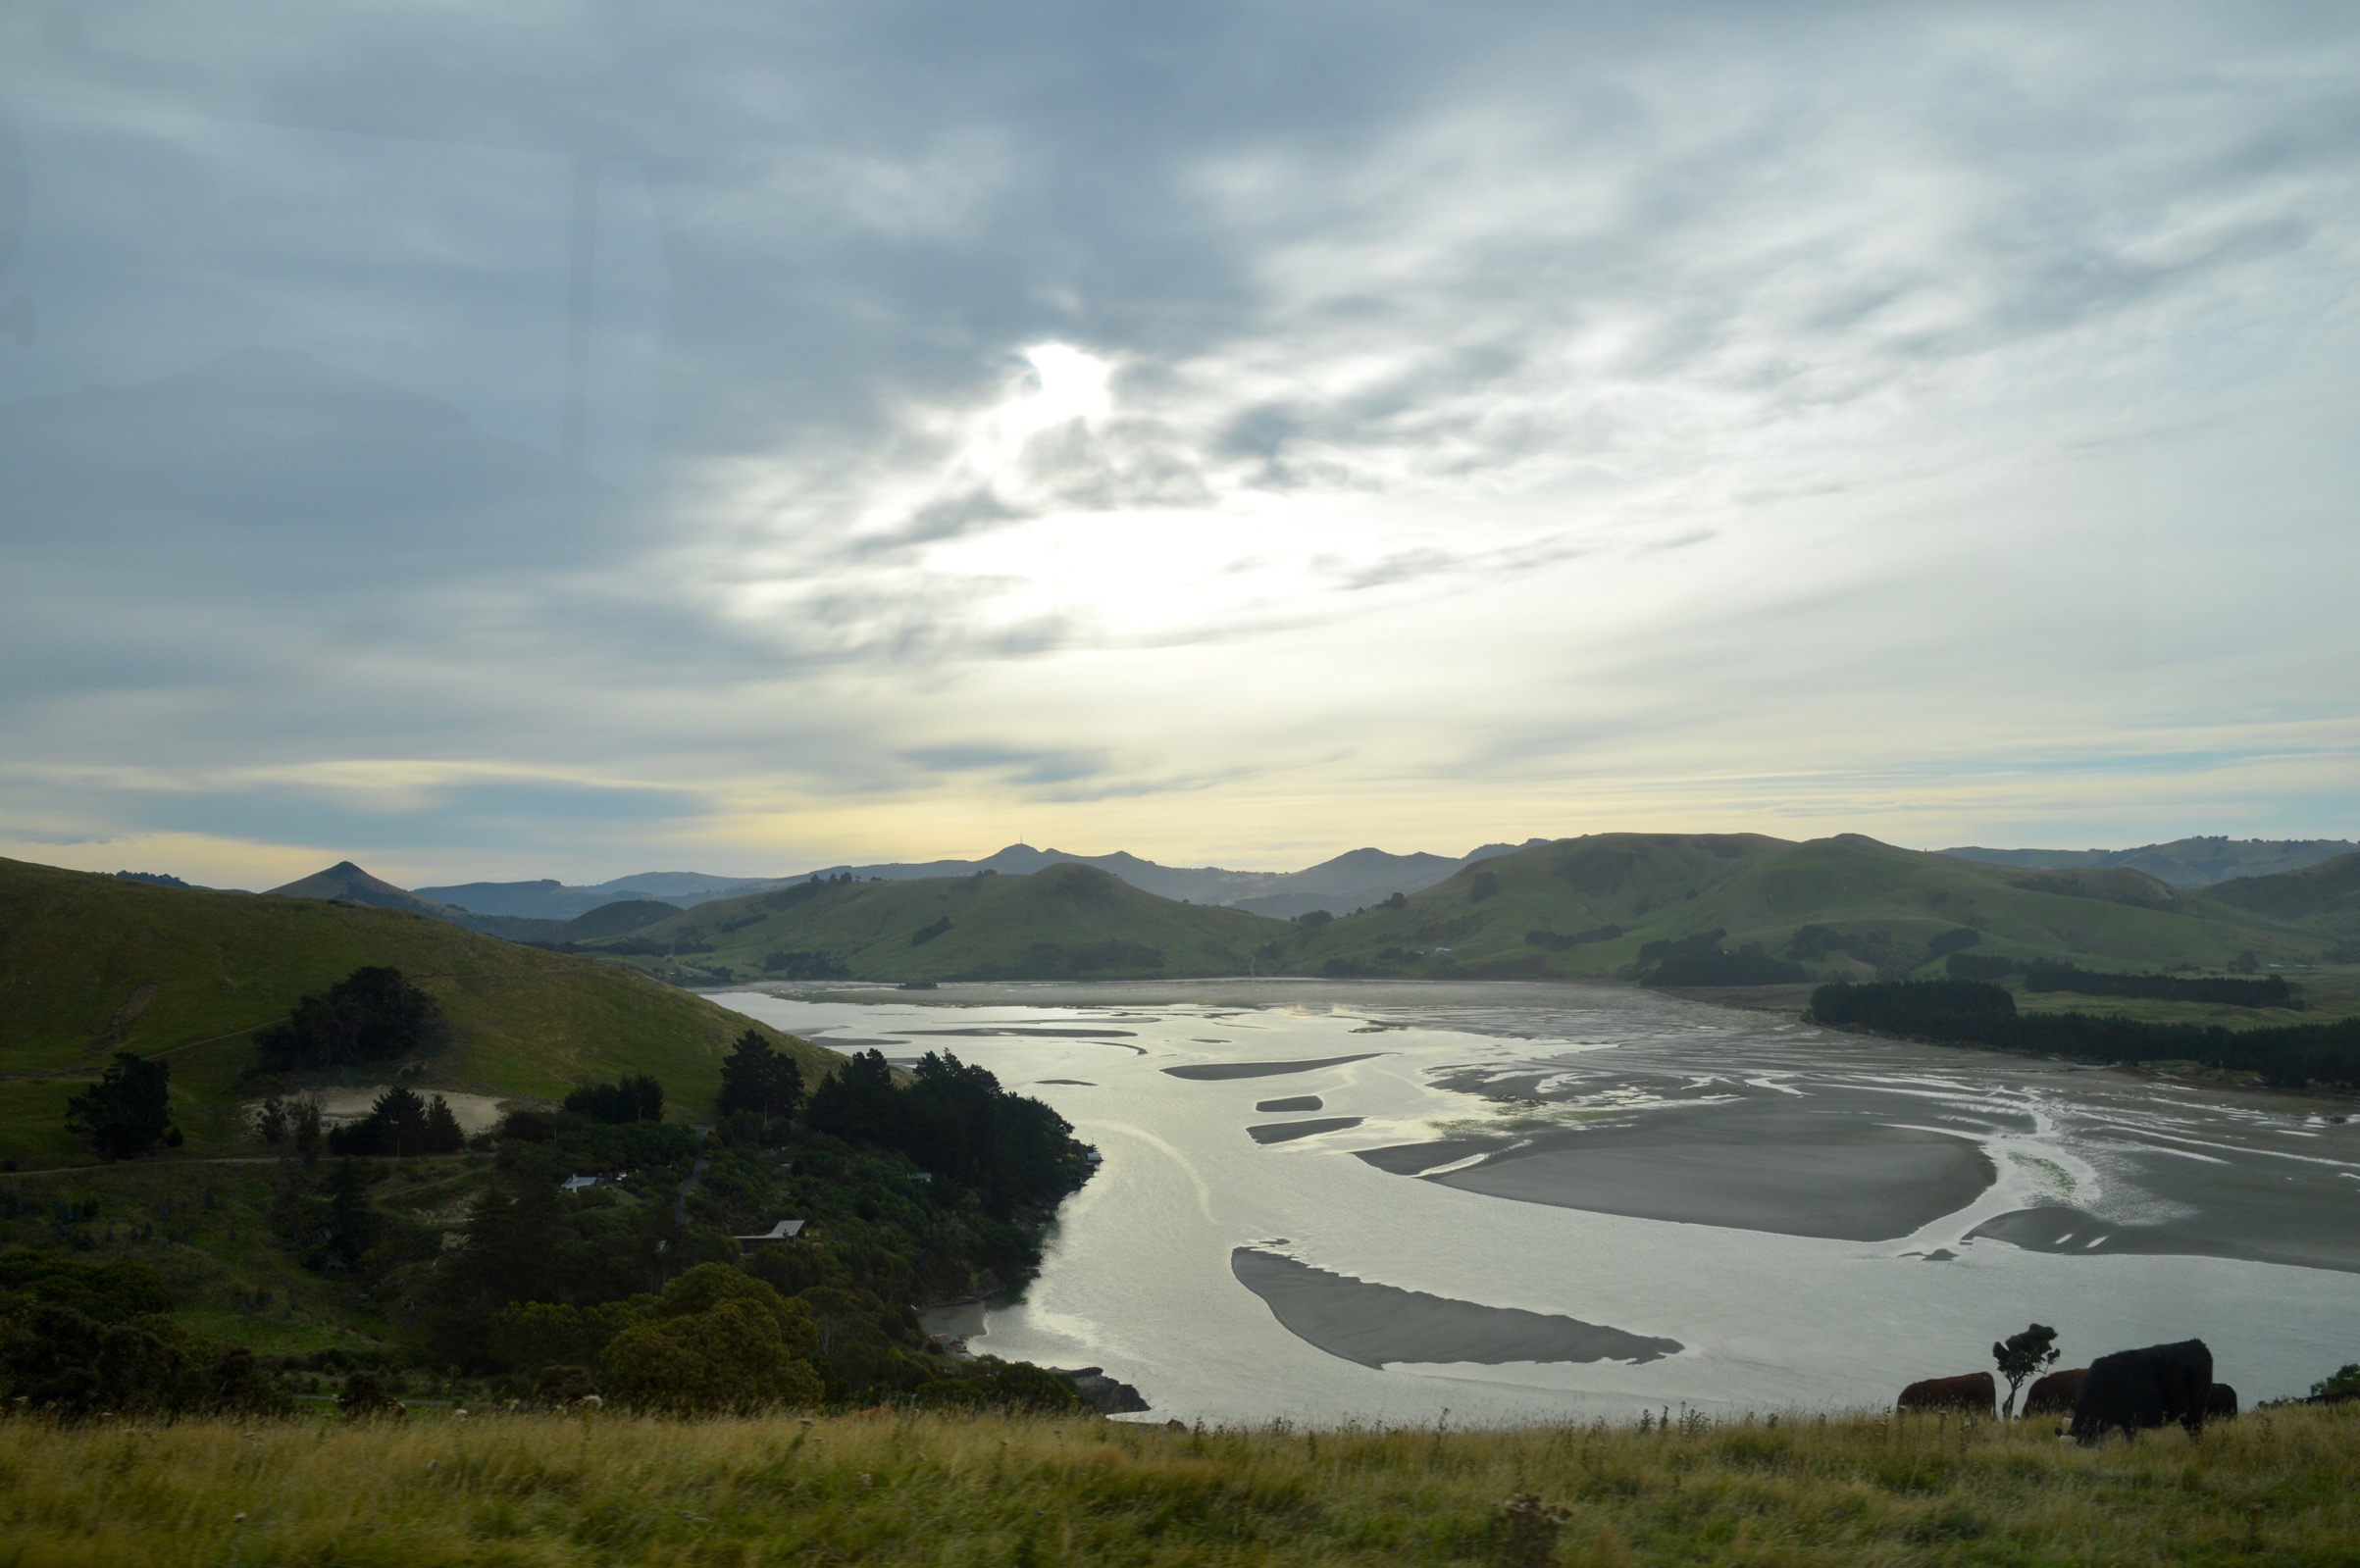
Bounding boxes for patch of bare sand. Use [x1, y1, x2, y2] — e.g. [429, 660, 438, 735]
[244, 1087, 517, 1135]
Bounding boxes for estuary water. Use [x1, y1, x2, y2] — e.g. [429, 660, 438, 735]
[711, 981, 2360, 1426]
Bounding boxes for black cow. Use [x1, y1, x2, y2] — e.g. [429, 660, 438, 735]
[2208, 1384, 2238, 1420]
[2070, 1340, 2213, 1443]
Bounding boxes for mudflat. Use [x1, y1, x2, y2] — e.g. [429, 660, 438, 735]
[1161, 1052, 1381, 1081]
[1414, 1100, 1997, 1241]
[1247, 1116, 1363, 1144]
[1231, 1247, 1680, 1367]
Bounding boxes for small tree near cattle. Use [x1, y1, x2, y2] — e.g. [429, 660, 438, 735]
[1994, 1323, 2061, 1417]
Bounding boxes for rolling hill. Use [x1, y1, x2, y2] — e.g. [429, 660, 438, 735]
[573, 862, 1285, 983]
[1944, 835, 2357, 887]
[0, 857, 841, 1167]
[2205, 851, 2360, 936]
[1281, 833, 2329, 985]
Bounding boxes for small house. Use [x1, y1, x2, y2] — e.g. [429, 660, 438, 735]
[734, 1219, 806, 1250]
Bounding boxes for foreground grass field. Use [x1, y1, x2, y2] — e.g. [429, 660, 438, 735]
[4, 1404, 2355, 1566]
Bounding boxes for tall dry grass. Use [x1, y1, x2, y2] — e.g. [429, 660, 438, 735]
[2, 1402, 2355, 1566]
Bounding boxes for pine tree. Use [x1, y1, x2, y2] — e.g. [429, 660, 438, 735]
[717, 1032, 804, 1126]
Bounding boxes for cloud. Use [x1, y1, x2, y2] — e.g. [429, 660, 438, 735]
[5, 3, 2360, 879]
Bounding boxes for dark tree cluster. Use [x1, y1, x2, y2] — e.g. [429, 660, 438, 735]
[65, 1052, 180, 1160]
[910, 916, 952, 946]
[947, 940, 1167, 980]
[806, 1049, 1089, 1217]
[325, 1086, 466, 1157]
[1469, 869, 1500, 902]
[717, 1032, 804, 1128]
[564, 1074, 665, 1124]
[1783, 924, 1911, 969]
[255, 966, 445, 1073]
[761, 950, 849, 978]
[2024, 962, 2295, 1009]
[1810, 980, 2360, 1088]
[1525, 924, 1623, 951]
[395, 1069, 1088, 1410]
[1636, 929, 1807, 986]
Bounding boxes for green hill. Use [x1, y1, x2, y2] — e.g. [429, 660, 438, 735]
[1283, 833, 2326, 985]
[0, 857, 840, 1167]
[2206, 851, 2360, 935]
[1944, 835, 2357, 887]
[578, 862, 1284, 983]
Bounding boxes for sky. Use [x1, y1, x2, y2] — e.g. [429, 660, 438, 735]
[2, 2, 2357, 889]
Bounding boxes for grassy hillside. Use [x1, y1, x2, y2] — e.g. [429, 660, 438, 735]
[0, 857, 840, 1167]
[1284, 833, 2329, 987]
[1945, 835, 2358, 886]
[579, 862, 1285, 983]
[2208, 850, 2360, 936]
[8, 1403, 2358, 1566]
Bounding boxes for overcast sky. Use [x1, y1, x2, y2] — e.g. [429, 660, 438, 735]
[3, 3, 2356, 887]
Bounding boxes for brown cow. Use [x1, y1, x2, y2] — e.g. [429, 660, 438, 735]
[2023, 1367, 2086, 1417]
[1898, 1372, 1995, 1417]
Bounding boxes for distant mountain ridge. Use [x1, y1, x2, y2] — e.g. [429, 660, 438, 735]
[417, 839, 1548, 922]
[101, 830, 2360, 995]
[1942, 837, 2356, 888]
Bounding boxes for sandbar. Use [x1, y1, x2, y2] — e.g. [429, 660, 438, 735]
[1248, 1117, 1363, 1144]
[1231, 1248, 1680, 1367]
[1162, 1053, 1380, 1081]
[1394, 1101, 1995, 1242]
[907, 1027, 1139, 1038]
[1968, 1200, 2360, 1276]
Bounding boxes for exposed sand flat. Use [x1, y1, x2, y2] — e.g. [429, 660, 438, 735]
[1256, 1095, 1322, 1113]
[1162, 1052, 1380, 1081]
[1969, 1194, 2360, 1275]
[1231, 1247, 1680, 1367]
[906, 1027, 1140, 1037]
[264, 1087, 511, 1135]
[1414, 1101, 1997, 1242]
[1248, 1116, 1363, 1144]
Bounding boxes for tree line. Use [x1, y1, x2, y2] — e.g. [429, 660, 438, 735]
[1809, 980, 2360, 1088]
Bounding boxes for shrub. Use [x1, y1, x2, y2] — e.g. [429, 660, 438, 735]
[600, 1265, 823, 1415]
